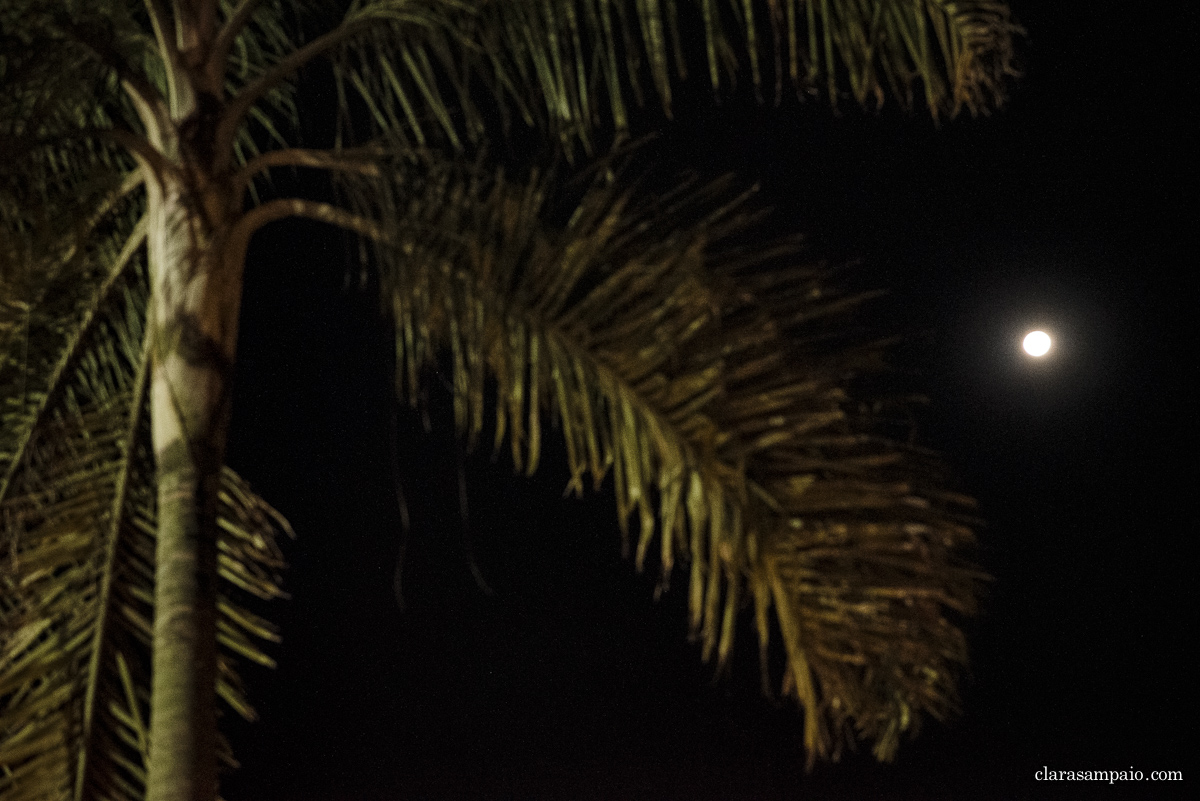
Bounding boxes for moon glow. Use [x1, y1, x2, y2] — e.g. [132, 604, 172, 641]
[1023, 330, 1052, 357]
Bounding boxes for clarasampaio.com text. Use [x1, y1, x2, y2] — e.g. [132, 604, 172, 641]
[1035, 767, 1182, 784]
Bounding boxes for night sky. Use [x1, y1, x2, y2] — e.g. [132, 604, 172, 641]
[220, 2, 1190, 799]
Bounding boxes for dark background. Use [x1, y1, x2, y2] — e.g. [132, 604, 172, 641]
[222, 1, 1192, 799]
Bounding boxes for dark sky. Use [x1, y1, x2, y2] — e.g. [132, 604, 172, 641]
[221, 2, 1191, 799]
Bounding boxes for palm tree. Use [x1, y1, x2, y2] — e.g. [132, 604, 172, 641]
[0, 2, 1018, 800]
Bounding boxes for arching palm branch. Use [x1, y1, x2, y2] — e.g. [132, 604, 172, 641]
[0, 2, 1018, 800]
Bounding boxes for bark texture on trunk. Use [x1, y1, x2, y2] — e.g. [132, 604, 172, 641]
[147, 430, 220, 801]
[143, 115, 242, 801]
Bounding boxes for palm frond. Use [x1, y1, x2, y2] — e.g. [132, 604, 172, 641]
[0, 199, 291, 801]
[215, 0, 305, 190]
[0, 0, 301, 216]
[330, 0, 1020, 155]
[340, 150, 979, 763]
[0, 5, 142, 250]
[709, 261, 980, 762]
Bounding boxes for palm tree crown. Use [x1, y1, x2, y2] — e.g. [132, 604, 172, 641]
[0, 2, 1018, 800]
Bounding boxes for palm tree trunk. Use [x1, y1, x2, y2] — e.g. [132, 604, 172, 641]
[144, 169, 241, 801]
[147, 415, 221, 801]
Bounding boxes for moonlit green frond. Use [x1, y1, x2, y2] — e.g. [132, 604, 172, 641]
[216, 0, 304, 180]
[331, 0, 1019, 155]
[0, 180, 291, 801]
[339, 151, 979, 763]
[0, 7, 142, 245]
[0, 0, 300, 215]
[707, 263, 980, 763]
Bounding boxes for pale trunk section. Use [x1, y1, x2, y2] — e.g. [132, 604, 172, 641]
[143, 107, 242, 801]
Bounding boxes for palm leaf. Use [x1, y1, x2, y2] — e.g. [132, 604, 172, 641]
[0, 0, 302, 214]
[332, 0, 1021, 154]
[710, 262, 980, 762]
[214, 0, 306, 198]
[340, 150, 979, 763]
[0, 185, 291, 801]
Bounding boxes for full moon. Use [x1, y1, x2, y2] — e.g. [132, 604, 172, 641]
[1023, 330, 1052, 357]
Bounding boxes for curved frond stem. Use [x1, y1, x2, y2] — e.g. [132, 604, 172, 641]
[0, 214, 148, 505]
[215, 18, 375, 172]
[110, 167, 151, 209]
[226, 198, 388, 270]
[234, 146, 384, 192]
[105, 129, 177, 184]
[210, 0, 269, 84]
[75, 320, 152, 801]
[144, 0, 181, 82]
